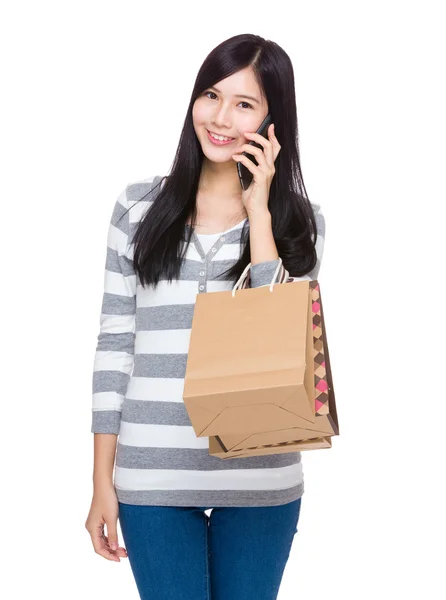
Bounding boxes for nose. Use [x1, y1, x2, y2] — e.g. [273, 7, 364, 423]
[211, 105, 232, 130]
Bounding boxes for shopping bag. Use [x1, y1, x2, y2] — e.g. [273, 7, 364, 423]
[209, 274, 339, 458]
[183, 259, 325, 438]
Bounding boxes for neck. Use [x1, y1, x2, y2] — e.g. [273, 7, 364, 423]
[198, 157, 243, 202]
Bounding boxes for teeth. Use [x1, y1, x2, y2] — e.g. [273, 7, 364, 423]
[209, 131, 233, 141]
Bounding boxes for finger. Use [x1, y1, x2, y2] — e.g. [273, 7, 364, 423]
[102, 532, 128, 557]
[243, 132, 273, 155]
[268, 123, 281, 161]
[106, 520, 120, 553]
[244, 130, 272, 147]
[232, 153, 261, 176]
[233, 143, 267, 168]
[245, 130, 275, 167]
[91, 524, 120, 562]
[233, 143, 274, 176]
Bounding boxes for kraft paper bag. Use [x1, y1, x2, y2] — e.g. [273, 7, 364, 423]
[209, 434, 333, 459]
[209, 278, 339, 458]
[183, 259, 319, 438]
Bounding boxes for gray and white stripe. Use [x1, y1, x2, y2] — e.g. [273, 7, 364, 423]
[91, 175, 325, 507]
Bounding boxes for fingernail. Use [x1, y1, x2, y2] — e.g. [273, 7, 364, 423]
[111, 541, 118, 550]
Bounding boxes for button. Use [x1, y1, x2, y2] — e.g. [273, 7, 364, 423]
[220, 236, 225, 241]
[199, 271, 205, 276]
[199, 285, 204, 290]
[211, 248, 217, 252]
[201, 257, 205, 262]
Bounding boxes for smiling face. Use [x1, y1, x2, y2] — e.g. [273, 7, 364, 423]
[192, 66, 269, 164]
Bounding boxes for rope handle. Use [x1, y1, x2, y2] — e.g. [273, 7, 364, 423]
[231, 257, 286, 297]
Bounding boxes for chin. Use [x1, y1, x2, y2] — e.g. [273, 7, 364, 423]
[203, 153, 233, 165]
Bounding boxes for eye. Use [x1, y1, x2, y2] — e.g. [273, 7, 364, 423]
[203, 91, 253, 109]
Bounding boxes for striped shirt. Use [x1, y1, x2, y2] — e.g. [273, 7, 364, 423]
[91, 175, 325, 507]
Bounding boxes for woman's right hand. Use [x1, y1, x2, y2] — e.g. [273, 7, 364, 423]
[85, 483, 128, 562]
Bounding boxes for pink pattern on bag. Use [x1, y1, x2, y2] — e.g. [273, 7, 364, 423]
[316, 379, 328, 392]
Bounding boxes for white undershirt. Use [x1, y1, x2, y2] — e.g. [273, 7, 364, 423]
[195, 218, 248, 254]
[195, 232, 221, 254]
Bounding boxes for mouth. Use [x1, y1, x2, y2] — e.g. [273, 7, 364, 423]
[206, 129, 236, 146]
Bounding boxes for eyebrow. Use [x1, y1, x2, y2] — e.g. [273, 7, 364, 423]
[209, 86, 260, 105]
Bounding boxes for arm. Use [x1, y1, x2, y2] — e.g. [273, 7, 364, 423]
[305, 203, 325, 280]
[91, 186, 136, 483]
[248, 204, 325, 287]
[93, 434, 119, 488]
[248, 209, 282, 287]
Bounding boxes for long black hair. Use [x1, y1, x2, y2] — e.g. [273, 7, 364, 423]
[129, 33, 319, 289]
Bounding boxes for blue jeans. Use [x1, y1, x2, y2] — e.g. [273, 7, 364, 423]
[118, 498, 302, 600]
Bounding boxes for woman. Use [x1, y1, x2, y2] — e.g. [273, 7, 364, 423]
[85, 33, 325, 600]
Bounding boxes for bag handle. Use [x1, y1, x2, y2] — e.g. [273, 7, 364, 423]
[231, 257, 284, 297]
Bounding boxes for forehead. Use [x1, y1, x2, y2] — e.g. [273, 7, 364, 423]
[212, 67, 264, 101]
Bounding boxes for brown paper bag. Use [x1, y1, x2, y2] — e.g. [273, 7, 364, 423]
[183, 259, 335, 441]
[209, 278, 339, 458]
[209, 434, 333, 458]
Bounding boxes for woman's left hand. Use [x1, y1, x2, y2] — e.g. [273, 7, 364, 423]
[232, 122, 281, 216]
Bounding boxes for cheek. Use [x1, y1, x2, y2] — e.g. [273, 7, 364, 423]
[236, 114, 261, 140]
[192, 100, 209, 126]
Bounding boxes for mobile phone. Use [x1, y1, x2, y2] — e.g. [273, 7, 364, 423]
[237, 113, 272, 190]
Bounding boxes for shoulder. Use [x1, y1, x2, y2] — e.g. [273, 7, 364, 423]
[125, 175, 166, 204]
[310, 201, 325, 238]
[310, 201, 321, 214]
[118, 175, 166, 225]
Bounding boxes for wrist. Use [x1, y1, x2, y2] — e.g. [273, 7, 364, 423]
[247, 209, 271, 224]
[93, 474, 114, 489]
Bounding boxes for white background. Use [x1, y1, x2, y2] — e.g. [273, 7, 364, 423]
[1, 1, 445, 598]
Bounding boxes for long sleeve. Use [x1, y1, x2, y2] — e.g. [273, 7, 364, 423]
[304, 202, 325, 280]
[91, 186, 136, 435]
[249, 203, 325, 287]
